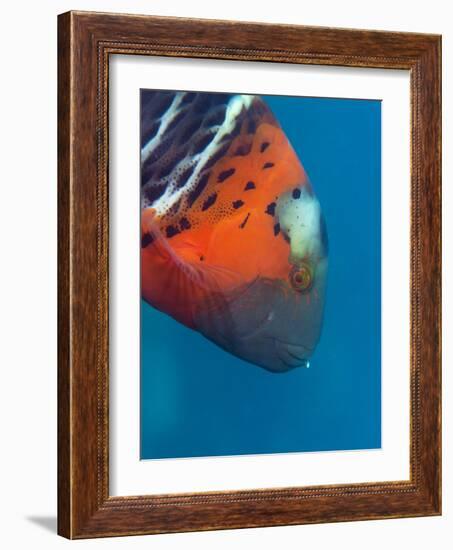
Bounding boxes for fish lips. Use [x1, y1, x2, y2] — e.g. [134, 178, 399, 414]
[273, 339, 313, 371]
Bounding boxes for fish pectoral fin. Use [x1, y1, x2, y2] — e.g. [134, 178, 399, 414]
[142, 207, 243, 292]
[192, 261, 244, 293]
[141, 207, 246, 325]
[166, 253, 246, 327]
[172, 239, 206, 264]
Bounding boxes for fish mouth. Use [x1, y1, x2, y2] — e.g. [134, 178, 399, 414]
[220, 278, 319, 371]
[272, 338, 313, 369]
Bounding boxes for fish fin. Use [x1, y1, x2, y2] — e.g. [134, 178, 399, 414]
[141, 207, 245, 328]
[143, 208, 241, 291]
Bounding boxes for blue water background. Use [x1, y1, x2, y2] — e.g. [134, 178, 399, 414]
[141, 95, 381, 459]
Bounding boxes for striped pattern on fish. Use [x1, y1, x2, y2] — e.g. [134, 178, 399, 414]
[140, 90, 328, 373]
[141, 91, 276, 223]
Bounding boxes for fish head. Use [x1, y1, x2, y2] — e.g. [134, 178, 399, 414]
[194, 185, 328, 373]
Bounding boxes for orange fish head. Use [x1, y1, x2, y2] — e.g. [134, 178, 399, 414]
[193, 187, 328, 373]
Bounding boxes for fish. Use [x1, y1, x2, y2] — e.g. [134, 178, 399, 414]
[140, 90, 328, 373]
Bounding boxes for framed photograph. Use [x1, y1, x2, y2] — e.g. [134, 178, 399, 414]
[58, 11, 441, 539]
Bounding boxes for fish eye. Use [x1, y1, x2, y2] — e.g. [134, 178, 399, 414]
[289, 262, 313, 292]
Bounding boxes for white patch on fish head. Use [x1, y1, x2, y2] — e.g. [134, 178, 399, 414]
[275, 187, 323, 265]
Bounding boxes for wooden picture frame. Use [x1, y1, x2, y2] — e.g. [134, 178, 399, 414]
[58, 10, 441, 539]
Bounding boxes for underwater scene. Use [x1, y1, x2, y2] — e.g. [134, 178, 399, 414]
[140, 90, 381, 459]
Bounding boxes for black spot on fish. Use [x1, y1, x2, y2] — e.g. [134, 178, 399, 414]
[178, 117, 203, 145]
[218, 168, 236, 183]
[142, 120, 160, 145]
[180, 217, 191, 230]
[239, 212, 251, 229]
[273, 223, 280, 236]
[166, 225, 180, 238]
[201, 193, 217, 211]
[292, 188, 301, 199]
[176, 164, 195, 189]
[192, 132, 215, 155]
[260, 141, 270, 153]
[265, 202, 276, 216]
[203, 143, 230, 171]
[200, 255, 205, 261]
[283, 233, 291, 244]
[232, 200, 244, 209]
[141, 232, 154, 248]
[244, 181, 256, 191]
[233, 143, 252, 157]
[187, 172, 210, 207]
[144, 183, 166, 204]
[263, 162, 274, 170]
